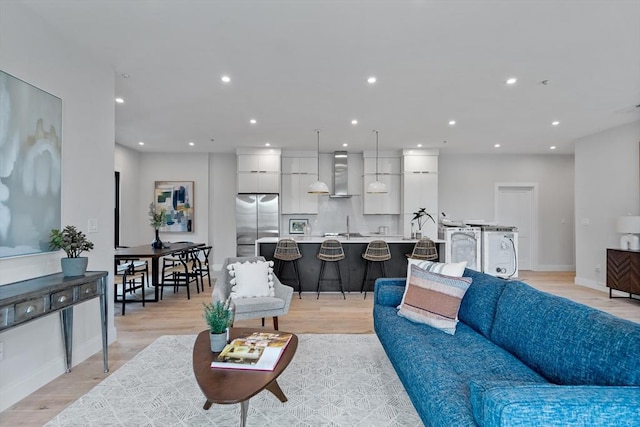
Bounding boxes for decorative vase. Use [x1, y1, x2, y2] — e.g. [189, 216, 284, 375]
[61, 257, 88, 277]
[151, 229, 163, 249]
[210, 332, 227, 352]
[415, 231, 423, 239]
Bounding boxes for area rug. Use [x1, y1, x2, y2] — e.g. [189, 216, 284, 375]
[45, 334, 422, 426]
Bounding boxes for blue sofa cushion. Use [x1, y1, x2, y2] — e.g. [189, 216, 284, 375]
[458, 269, 508, 338]
[490, 281, 640, 386]
[469, 380, 640, 427]
[374, 282, 546, 426]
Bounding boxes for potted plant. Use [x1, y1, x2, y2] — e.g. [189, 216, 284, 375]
[49, 225, 95, 277]
[148, 202, 166, 249]
[203, 297, 235, 352]
[411, 208, 435, 239]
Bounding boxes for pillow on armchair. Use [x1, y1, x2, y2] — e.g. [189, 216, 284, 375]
[227, 260, 275, 298]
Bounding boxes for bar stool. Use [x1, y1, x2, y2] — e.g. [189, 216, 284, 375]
[273, 238, 302, 298]
[316, 239, 346, 299]
[405, 238, 439, 261]
[361, 240, 391, 299]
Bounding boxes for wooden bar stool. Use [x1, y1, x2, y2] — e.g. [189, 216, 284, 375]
[405, 238, 438, 261]
[316, 239, 346, 299]
[273, 238, 302, 298]
[361, 240, 391, 299]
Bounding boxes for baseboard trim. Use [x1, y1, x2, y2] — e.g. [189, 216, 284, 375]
[535, 264, 575, 271]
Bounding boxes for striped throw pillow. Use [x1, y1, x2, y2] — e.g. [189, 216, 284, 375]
[406, 258, 467, 278]
[398, 264, 472, 335]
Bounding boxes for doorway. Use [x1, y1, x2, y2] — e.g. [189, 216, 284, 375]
[495, 183, 538, 270]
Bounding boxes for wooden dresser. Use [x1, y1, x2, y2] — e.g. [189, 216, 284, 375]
[606, 248, 640, 299]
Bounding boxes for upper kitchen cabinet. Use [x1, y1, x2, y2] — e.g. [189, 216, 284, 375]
[237, 148, 281, 193]
[363, 152, 401, 214]
[402, 149, 439, 237]
[281, 154, 318, 214]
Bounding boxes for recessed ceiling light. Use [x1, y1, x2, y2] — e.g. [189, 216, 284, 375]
[506, 77, 517, 85]
[351, 119, 358, 125]
[265, 142, 271, 147]
[552, 121, 560, 126]
[115, 97, 124, 104]
[494, 144, 501, 148]
[188, 141, 195, 146]
[448, 120, 456, 126]
[221, 75, 231, 83]
[417, 144, 423, 148]
[367, 76, 377, 84]
[550, 146, 557, 150]
[342, 143, 348, 147]
[250, 119, 257, 124]
[138, 141, 144, 146]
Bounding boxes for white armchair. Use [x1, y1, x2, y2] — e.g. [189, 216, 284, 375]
[212, 256, 294, 330]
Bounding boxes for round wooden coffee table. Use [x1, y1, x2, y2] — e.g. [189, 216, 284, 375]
[192, 327, 298, 427]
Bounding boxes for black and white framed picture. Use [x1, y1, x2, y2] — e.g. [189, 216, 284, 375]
[289, 218, 309, 234]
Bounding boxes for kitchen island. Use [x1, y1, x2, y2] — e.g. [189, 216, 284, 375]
[256, 236, 445, 295]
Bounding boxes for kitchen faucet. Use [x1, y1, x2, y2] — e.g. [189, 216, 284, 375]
[346, 215, 350, 240]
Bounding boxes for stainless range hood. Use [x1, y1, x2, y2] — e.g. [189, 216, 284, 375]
[330, 151, 353, 198]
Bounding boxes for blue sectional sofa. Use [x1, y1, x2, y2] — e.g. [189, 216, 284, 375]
[373, 269, 640, 427]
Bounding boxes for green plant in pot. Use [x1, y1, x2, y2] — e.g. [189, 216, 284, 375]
[411, 208, 435, 238]
[203, 297, 235, 352]
[49, 225, 94, 277]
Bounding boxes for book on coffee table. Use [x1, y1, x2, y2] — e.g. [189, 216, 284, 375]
[210, 332, 293, 371]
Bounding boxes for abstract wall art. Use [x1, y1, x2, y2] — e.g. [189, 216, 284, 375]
[0, 70, 62, 258]
[154, 181, 194, 232]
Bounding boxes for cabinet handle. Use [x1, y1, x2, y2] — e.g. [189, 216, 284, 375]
[58, 295, 68, 303]
[250, 170, 259, 173]
[85, 288, 92, 294]
[25, 305, 36, 314]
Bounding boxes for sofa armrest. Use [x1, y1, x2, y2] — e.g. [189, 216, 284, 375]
[374, 278, 406, 307]
[469, 380, 640, 427]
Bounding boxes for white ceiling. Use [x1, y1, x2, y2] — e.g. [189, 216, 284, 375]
[19, 0, 640, 154]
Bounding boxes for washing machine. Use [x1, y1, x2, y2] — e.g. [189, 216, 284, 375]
[438, 226, 482, 271]
[481, 226, 518, 278]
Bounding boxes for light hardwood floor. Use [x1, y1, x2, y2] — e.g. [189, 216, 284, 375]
[0, 271, 638, 426]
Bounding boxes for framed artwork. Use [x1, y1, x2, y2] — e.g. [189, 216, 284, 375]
[0, 70, 62, 258]
[154, 181, 194, 232]
[289, 218, 309, 234]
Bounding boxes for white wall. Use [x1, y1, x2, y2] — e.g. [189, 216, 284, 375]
[0, 1, 115, 411]
[574, 121, 640, 290]
[137, 154, 211, 246]
[114, 144, 141, 246]
[210, 153, 237, 268]
[439, 153, 575, 270]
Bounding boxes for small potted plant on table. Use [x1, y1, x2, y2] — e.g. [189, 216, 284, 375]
[203, 297, 236, 352]
[49, 225, 94, 277]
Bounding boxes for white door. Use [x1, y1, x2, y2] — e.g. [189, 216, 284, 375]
[495, 184, 537, 270]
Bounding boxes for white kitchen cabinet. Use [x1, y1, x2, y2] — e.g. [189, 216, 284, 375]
[402, 149, 439, 237]
[237, 151, 281, 193]
[363, 155, 401, 214]
[281, 156, 318, 214]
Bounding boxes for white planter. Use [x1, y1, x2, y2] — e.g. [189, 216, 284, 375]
[210, 332, 227, 352]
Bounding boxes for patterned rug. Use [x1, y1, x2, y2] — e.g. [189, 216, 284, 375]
[45, 334, 422, 426]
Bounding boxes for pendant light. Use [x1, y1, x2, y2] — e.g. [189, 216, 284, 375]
[367, 129, 388, 193]
[308, 129, 330, 194]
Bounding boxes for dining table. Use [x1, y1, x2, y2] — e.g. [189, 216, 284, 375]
[114, 242, 205, 302]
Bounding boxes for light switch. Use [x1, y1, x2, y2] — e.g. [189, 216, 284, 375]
[88, 218, 98, 233]
[581, 218, 590, 226]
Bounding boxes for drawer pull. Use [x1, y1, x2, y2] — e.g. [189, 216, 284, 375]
[25, 305, 36, 314]
[58, 295, 68, 303]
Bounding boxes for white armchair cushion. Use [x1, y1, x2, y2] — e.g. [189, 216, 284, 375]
[227, 260, 275, 298]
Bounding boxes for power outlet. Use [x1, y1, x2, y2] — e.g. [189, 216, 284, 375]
[595, 264, 601, 273]
[0, 341, 4, 361]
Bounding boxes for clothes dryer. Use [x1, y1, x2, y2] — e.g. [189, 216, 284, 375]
[438, 226, 482, 271]
[481, 226, 518, 278]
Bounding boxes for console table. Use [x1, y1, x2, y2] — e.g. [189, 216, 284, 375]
[606, 248, 640, 300]
[0, 271, 109, 373]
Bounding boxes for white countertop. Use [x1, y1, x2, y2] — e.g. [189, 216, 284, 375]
[256, 236, 446, 244]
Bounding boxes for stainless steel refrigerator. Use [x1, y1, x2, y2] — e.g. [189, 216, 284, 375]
[236, 194, 280, 257]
